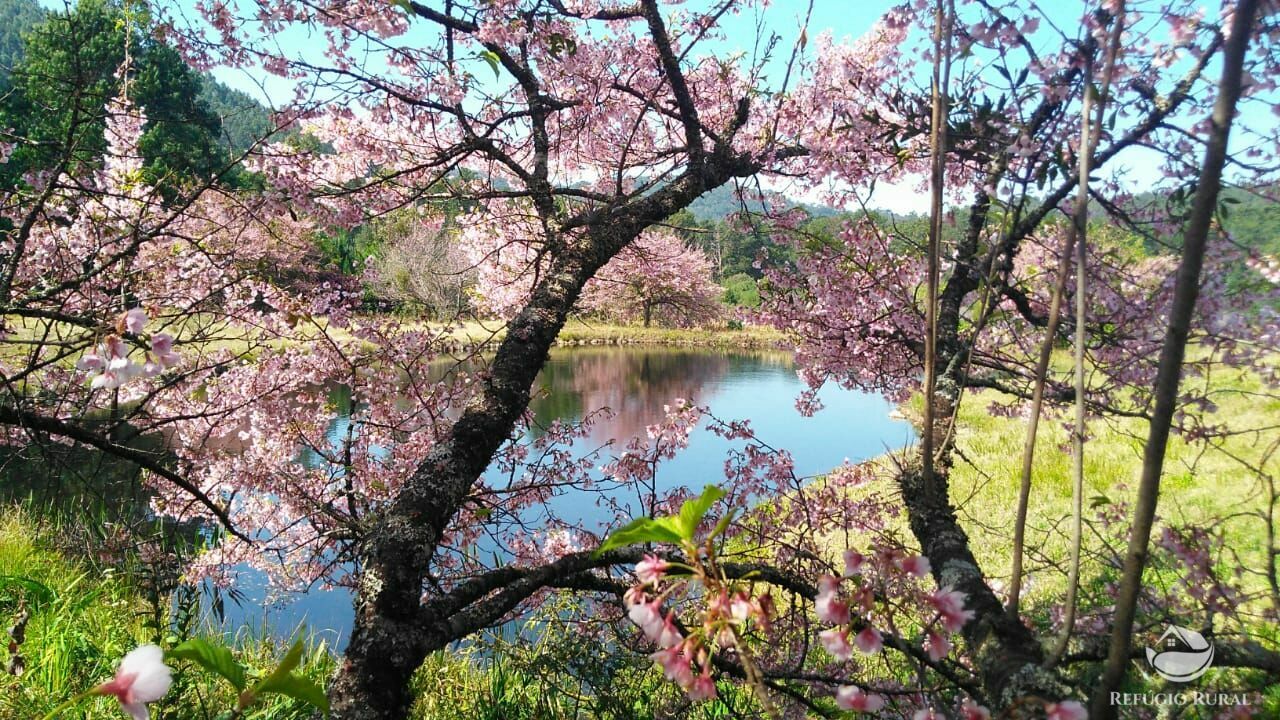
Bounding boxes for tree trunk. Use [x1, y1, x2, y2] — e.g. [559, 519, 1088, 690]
[901, 463, 1069, 710]
[1090, 1, 1259, 715]
[325, 149, 766, 718]
[921, 0, 952, 491]
[1007, 229, 1075, 616]
[328, 249, 600, 719]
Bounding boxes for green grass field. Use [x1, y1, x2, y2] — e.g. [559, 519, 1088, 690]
[938, 363, 1278, 611]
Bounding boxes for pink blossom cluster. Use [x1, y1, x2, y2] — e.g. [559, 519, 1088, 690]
[753, 216, 926, 406]
[75, 309, 181, 390]
[624, 554, 774, 703]
[461, 217, 723, 328]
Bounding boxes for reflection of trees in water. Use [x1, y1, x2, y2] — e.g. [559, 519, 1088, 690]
[0, 432, 203, 579]
[528, 348, 793, 443]
[1, 433, 155, 529]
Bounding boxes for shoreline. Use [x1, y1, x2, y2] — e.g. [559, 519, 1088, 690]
[423, 318, 789, 353]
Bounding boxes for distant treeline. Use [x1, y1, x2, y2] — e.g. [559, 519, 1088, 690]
[1, 0, 1272, 302]
[0, 0, 275, 191]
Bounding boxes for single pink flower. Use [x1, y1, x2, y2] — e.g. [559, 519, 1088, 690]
[95, 645, 173, 720]
[149, 333, 180, 369]
[753, 593, 775, 631]
[650, 645, 694, 688]
[815, 575, 851, 624]
[714, 625, 737, 649]
[104, 336, 131, 373]
[923, 630, 951, 662]
[628, 600, 664, 642]
[961, 699, 992, 720]
[898, 554, 931, 578]
[121, 308, 147, 335]
[842, 549, 865, 576]
[76, 353, 106, 372]
[687, 666, 716, 701]
[854, 626, 883, 654]
[623, 586, 647, 607]
[1046, 701, 1088, 720]
[635, 554, 668, 585]
[929, 587, 975, 633]
[835, 685, 885, 712]
[91, 370, 120, 389]
[819, 628, 852, 661]
[657, 612, 682, 649]
[817, 574, 840, 595]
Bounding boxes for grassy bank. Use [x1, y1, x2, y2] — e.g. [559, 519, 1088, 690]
[3, 315, 785, 370]
[936, 363, 1279, 610]
[0, 509, 334, 720]
[421, 318, 785, 351]
[553, 320, 784, 349]
[0, 510, 756, 720]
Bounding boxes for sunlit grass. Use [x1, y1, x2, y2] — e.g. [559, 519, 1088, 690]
[0, 509, 333, 720]
[939, 359, 1279, 612]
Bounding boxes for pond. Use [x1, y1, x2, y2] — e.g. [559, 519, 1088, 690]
[212, 345, 915, 648]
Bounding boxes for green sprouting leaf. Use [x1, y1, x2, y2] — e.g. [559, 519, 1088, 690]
[245, 639, 328, 712]
[595, 517, 684, 555]
[0, 575, 55, 607]
[709, 508, 738, 542]
[169, 639, 247, 690]
[1089, 494, 1112, 509]
[677, 485, 727, 540]
[388, 0, 412, 14]
[480, 50, 502, 80]
[256, 671, 329, 712]
[273, 639, 305, 677]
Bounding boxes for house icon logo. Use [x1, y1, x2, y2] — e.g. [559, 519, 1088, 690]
[1146, 626, 1214, 682]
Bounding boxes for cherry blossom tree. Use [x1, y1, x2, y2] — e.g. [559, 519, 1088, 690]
[3, 1, 814, 717]
[755, 0, 1280, 713]
[364, 213, 474, 317]
[2, 0, 1278, 719]
[469, 225, 723, 326]
[579, 229, 723, 327]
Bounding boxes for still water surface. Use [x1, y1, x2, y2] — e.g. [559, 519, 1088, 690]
[215, 346, 914, 647]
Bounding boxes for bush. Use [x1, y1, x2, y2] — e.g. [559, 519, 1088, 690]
[720, 273, 759, 308]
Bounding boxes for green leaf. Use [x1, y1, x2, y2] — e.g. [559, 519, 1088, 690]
[273, 639, 305, 678]
[256, 672, 329, 712]
[595, 517, 684, 556]
[1089, 494, 1112, 509]
[709, 508, 738, 542]
[247, 639, 328, 712]
[480, 50, 501, 80]
[388, 0, 412, 14]
[169, 639, 247, 690]
[677, 485, 726, 540]
[0, 575, 55, 607]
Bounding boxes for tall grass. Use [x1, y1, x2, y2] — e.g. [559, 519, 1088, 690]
[0, 510, 332, 720]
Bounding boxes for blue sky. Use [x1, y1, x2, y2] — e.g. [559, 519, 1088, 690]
[34, 0, 1272, 214]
